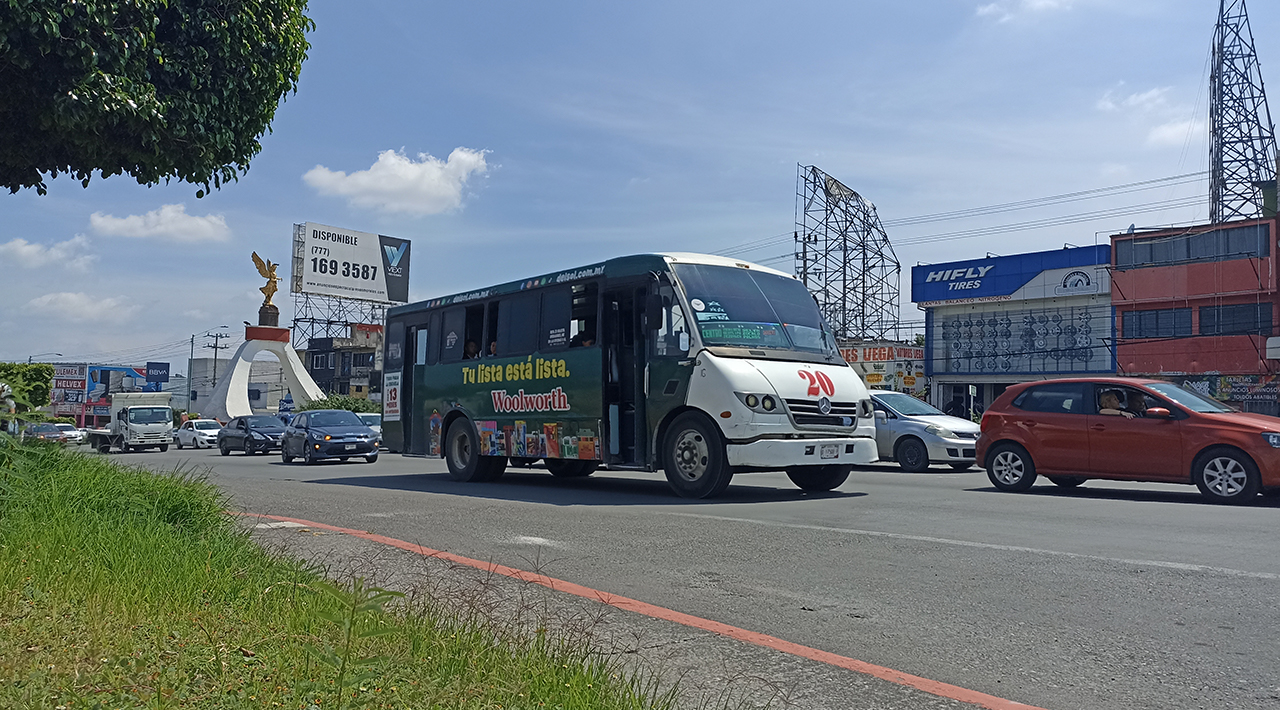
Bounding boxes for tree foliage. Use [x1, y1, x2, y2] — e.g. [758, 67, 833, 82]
[297, 394, 380, 414]
[0, 0, 313, 195]
[0, 363, 53, 411]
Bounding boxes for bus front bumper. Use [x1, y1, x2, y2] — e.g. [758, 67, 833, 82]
[726, 437, 877, 468]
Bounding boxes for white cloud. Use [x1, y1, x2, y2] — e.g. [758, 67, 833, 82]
[303, 147, 489, 215]
[89, 204, 231, 242]
[26, 292, 139, 323]
[1096, 86, 1169, 113]
[0, 234, 96, 271]
[1147, 120, 1204, 147]
[977, 0, 1071, 22]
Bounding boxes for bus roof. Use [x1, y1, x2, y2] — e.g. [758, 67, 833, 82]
[388, 252, 795, 318]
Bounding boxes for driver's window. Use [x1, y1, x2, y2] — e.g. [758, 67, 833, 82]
[237, 420, 247, 429]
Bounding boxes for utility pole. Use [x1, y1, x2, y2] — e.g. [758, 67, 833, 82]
[186, 334, 195, 414]
[204, 332, 232, 387]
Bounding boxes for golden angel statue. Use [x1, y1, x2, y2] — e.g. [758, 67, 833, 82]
[252, 252, 281, 307]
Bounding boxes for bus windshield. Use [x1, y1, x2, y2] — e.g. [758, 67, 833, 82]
[671, 263, 838, 358]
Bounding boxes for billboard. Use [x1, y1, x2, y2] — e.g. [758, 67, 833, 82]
[293, 222, 411, 304]
[51, 364, 87, 416]
[86, 365, 163, 406]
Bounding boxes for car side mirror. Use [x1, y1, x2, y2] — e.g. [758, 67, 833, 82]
[1145, 407, 1172, 419]
[874, 411, 887, 422]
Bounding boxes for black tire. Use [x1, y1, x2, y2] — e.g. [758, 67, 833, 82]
[1048, 476, 1086, 489]
[445, 418, 493, 482]
[159, 444, 168, 452]
[950, 463, 972, 471]
[282, 448, 293, 464]
[339, 457, 349, 462]
[120, 442, 131, 454]
[97, 443, 110, 455]
[220, 441, 230, 456]
[1192, 448, 1260, 504]
[365, 453, 379, 464]
[243, 439, 254, 456]
[304, 445, 317, 465]
[895, 437, 930, 473]
[545, 459, 599, 478]
[985, 443, 1037, 492]
[786, 465, 851, 491]
[176, 440, 184, 450]
[661, 412, 732, 499]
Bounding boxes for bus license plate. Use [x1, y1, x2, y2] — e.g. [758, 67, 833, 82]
[345, 444, 357, 450]
[820, 444, 839, 460]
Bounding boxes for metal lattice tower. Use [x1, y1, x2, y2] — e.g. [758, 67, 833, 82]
[289, 223, 387, 349]
[1210, 0, 1277, 223]
[795, 165, 901, 341]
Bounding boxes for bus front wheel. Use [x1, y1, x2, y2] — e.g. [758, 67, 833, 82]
[445, 419, 506, 482]
[662, 413, 732, 499]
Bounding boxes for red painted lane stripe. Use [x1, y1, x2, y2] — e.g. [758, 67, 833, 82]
[237, 512, 1045, 710]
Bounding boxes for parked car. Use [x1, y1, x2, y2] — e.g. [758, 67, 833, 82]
[174, 419, 222, 449]
[21, 422, 67, 444]
[977, 377, 1280, 504]
[357, 413, 383, 447]
[869, 390, 982, 471]
[281, 409, 379, 464]
[54, 423, 85, 445]
[217, 415, 286, 455]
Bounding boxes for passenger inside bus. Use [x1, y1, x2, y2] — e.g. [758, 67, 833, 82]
[569, 331, 595, 347]
[488, 340, 497, 356]
[463, 340, 480, 359]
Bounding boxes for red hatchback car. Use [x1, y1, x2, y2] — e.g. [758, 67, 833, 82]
[976, 377, 1280, 504]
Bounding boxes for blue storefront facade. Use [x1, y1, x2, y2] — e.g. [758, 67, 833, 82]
[912, 245, 1115, 412]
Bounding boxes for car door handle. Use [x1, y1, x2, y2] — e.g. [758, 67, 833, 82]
[1020, 420, 1037, 427]
[1091, 424, 1105, 431]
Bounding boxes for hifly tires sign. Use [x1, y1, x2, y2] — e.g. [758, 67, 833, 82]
[293, 222, 411, 304]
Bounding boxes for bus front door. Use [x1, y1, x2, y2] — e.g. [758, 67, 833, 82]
[603, 287, 647, 466]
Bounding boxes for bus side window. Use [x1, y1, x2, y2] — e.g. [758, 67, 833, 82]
[570, 282, 599, 343]
[440, 307, 466, 363]
[497, 292, 540, 357]
[414, 325, 430, 365]
[653, 288, 689, 357]
[464, 305, 485, 359]
[425, 312, 440, 366]
[386, 321, 405, 369]
[540, 288, 572, 351]
[485, 302, 500, 358]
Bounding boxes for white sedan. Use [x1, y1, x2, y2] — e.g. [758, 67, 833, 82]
[174, 419, 222, 449]
[869, 390, 982, 472]
[55, 423, 85, 444]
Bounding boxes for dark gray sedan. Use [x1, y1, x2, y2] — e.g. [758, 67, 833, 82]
[281, 409, 379, 464]
[217, 415, 286, 456]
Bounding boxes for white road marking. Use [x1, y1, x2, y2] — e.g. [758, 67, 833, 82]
[254, 521, 309, 529]
[507, 535, 566, 548]
[660, 512, 1280, 581]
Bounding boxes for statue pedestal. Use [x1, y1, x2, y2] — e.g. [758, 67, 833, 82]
[258, 304, 280, 327]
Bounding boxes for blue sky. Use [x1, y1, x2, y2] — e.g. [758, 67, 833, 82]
[2, 0, 1273, 368]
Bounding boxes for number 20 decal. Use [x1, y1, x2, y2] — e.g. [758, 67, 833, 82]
[798, 370, 835, 397]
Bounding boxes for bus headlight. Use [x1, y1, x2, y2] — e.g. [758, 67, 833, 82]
[736, 392, 781, 413]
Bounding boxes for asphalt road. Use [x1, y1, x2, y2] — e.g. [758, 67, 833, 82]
[115, 445, 1280, 710]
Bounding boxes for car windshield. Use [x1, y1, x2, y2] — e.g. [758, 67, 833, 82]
[358, 414, 382, 426]
[127, 407, 171, 424]
[246, 416, 280, 428]
[1145, 382, 1235, 413]
[55, 424, 76, 432]
[193, 421, 221, 430]
[672, 263, 839, 357]
[309, 411, 363, 427]
[875, 392, 945, 417]
[31, 423, 60, 433]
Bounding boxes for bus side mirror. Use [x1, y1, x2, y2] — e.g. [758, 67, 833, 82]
[644, 295, 664, 331]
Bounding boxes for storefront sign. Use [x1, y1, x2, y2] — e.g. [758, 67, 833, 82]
[912, 245, 1110, 306]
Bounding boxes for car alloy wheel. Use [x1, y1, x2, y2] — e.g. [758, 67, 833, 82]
[1193, 449, 1259, 504]
[986, 444, 1036, 492]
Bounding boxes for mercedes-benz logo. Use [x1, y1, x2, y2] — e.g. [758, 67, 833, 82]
[818, 397, 832, 415]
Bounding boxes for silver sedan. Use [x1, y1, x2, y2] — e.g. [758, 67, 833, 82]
[869, 390, 982, 472]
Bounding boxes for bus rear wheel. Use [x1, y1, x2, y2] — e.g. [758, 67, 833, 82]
[662, 412, 732, 499]
[546, 459, 598, 478]
[445, 419, 506, 482]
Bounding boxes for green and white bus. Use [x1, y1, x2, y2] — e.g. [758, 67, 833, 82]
[382, 253, 878, 498]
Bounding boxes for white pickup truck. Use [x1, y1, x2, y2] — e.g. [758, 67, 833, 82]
[85, 392, 174, 454]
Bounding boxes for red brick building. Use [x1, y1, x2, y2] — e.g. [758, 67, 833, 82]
[1111, 217, 1280, 414]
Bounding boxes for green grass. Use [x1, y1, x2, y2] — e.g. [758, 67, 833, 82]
[0, 440, 676, 710]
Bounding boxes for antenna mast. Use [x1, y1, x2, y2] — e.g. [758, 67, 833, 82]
[1210, 0, 1278, 223]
